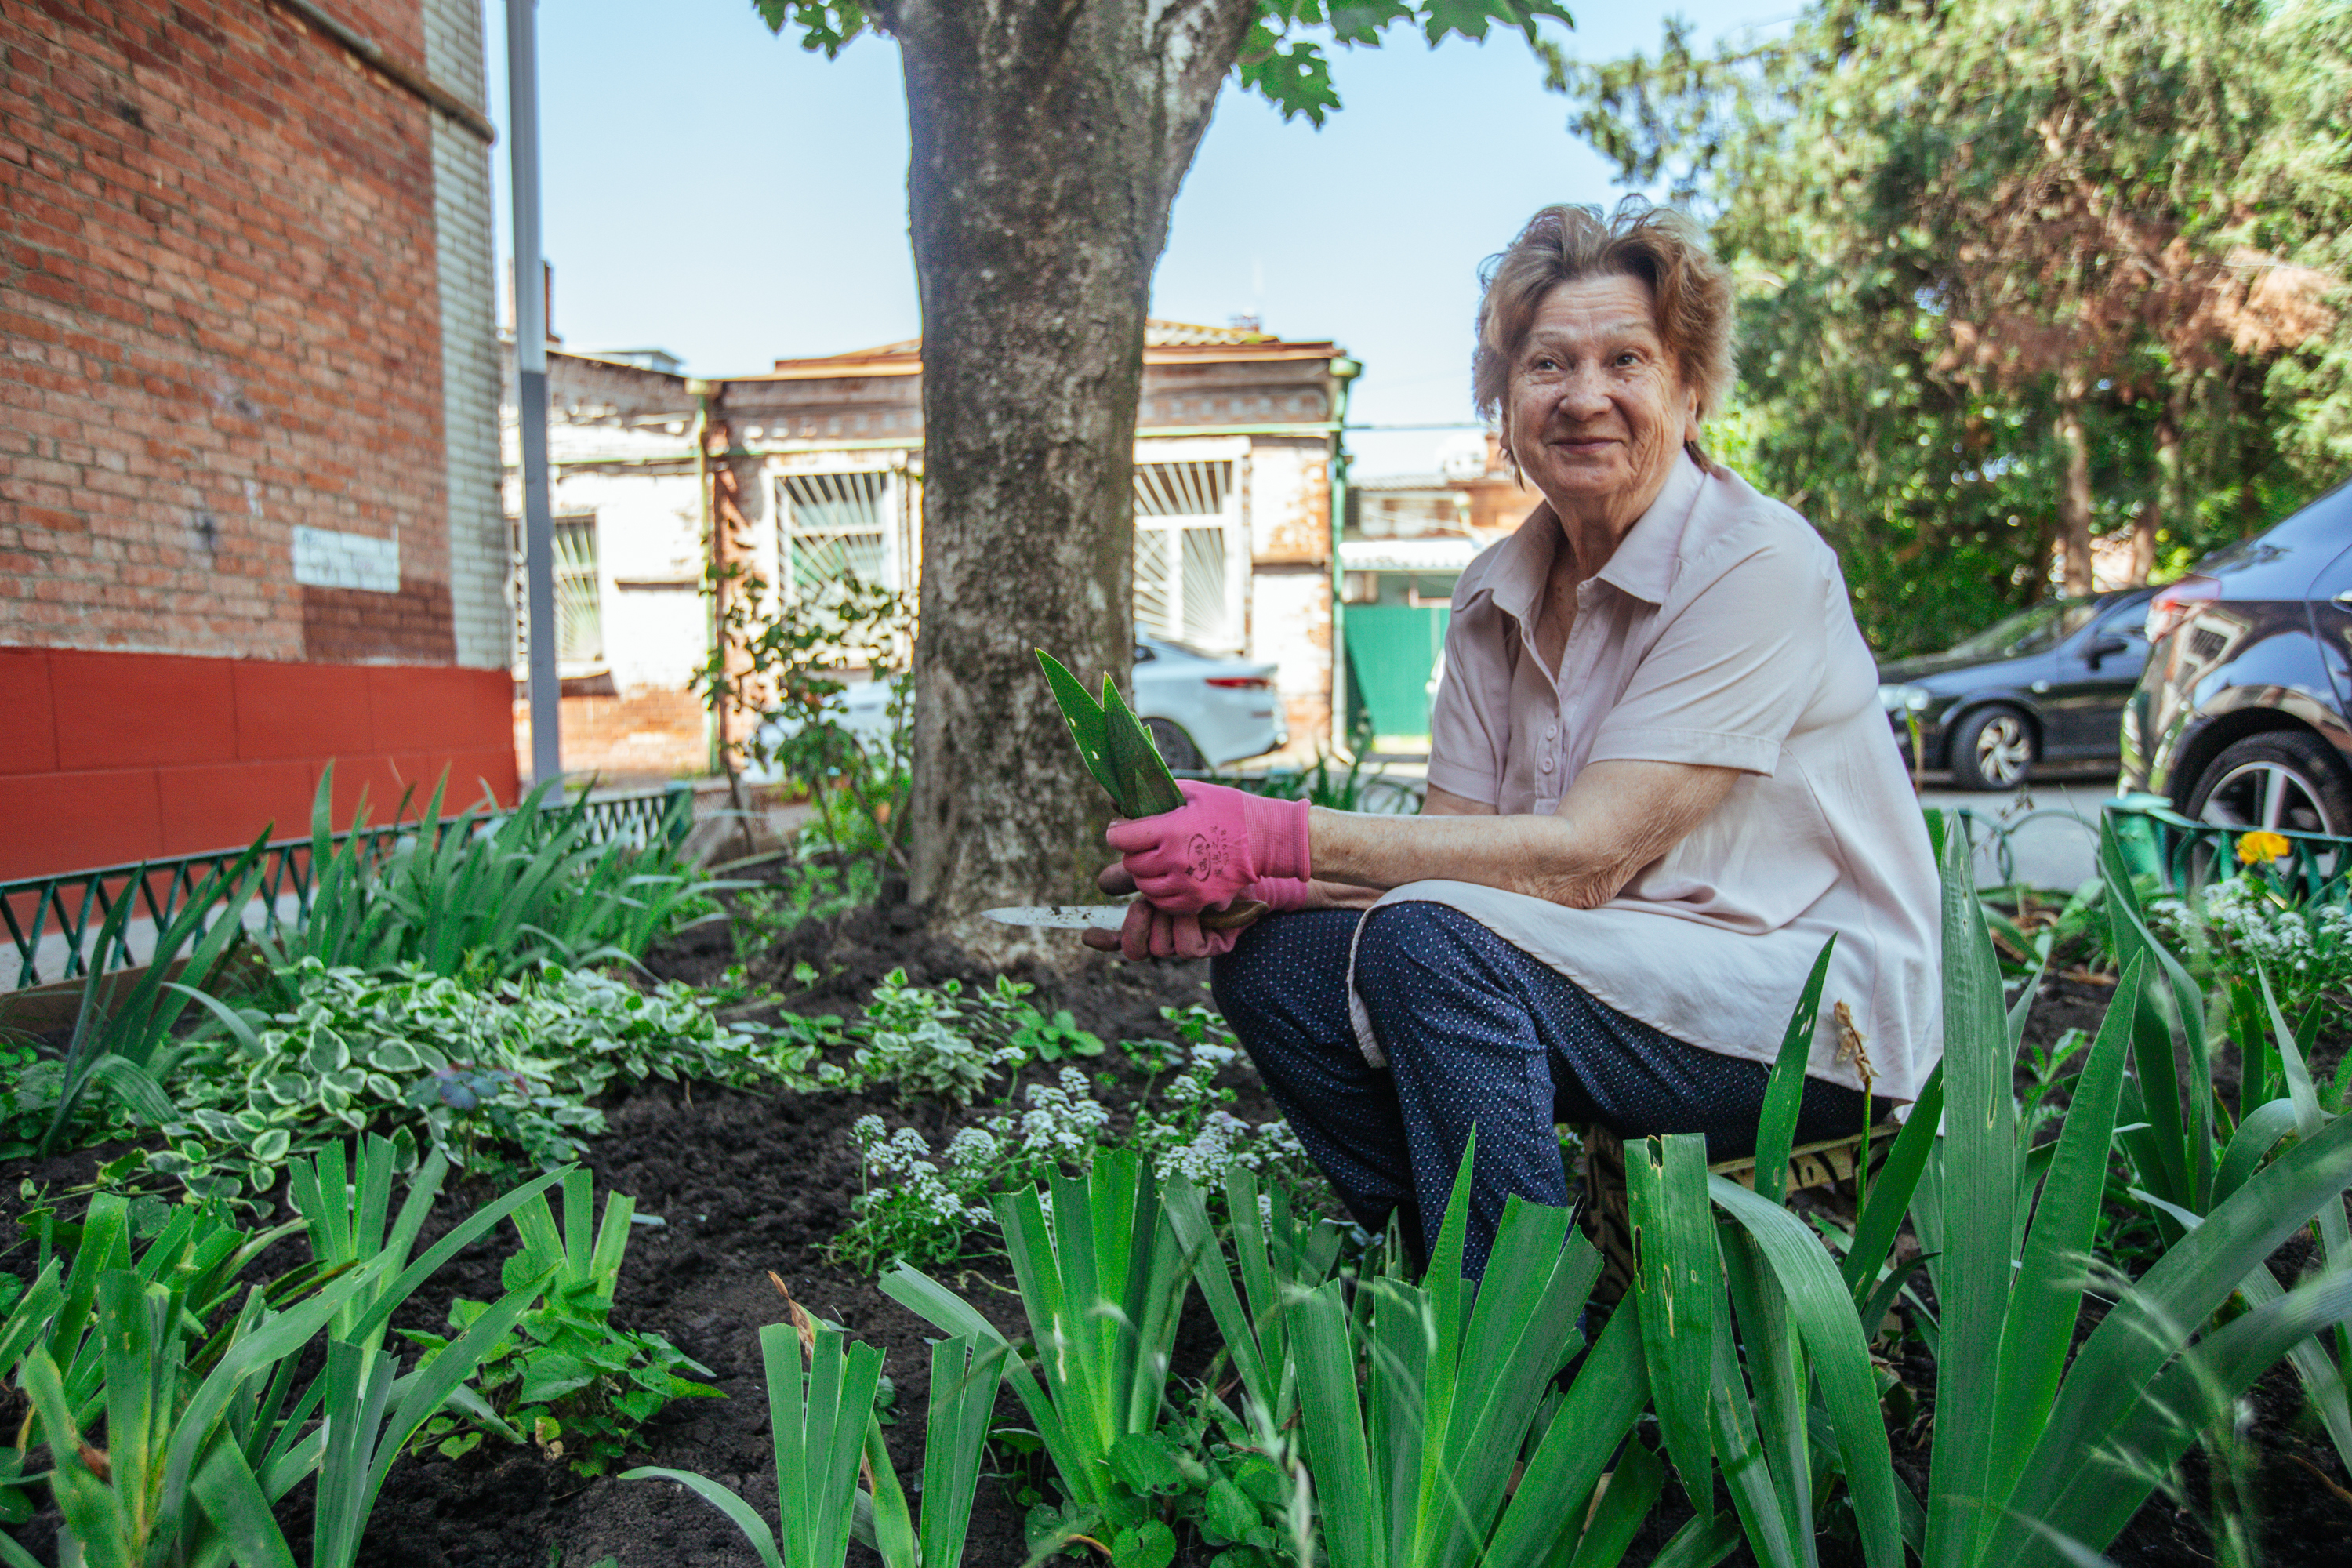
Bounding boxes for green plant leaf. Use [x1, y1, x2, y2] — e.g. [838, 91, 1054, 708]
[1102, 681, 1185, 817]
[1752, 935, 1837, 1204]
[1112, 1519, 1178, 1568]
[1036, 651, 1123, 806]
[619, 1466, 785, 1568]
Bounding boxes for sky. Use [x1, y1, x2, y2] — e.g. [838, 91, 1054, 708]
[487, 1, 1793, 475]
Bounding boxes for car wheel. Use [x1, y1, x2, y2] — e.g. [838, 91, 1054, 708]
[2187, 731, 2352, 840]
[1950, 705, 2035, 790]
[1143, 717, 1208, 771]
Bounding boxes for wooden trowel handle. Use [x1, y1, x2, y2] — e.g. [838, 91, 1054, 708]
[1199, 898, 1269, 934]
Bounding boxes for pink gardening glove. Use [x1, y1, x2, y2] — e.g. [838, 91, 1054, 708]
[1105, 781, 1312, 914]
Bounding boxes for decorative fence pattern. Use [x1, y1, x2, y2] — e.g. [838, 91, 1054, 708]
[2, 784, 693, 992]
[1942, 793, 2352, 897]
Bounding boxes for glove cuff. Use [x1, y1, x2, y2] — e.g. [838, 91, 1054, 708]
[1247, 876, 1315, 913]
[1253, 796, 1313, 882]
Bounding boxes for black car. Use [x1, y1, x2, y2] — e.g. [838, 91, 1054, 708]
[1877, 588, 2157, 789]
[2121, 480, 2352, 836]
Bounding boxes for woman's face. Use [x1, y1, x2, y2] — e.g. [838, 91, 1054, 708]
[1504, 274, 1699, 532]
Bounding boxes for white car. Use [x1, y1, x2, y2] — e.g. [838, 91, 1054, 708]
[750, 636, 1287, 775]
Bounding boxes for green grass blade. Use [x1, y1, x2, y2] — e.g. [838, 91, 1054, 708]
[1165, 1178, 1276, 1432]
[1711, 1179, 1904, 1568]
[1719, 1224, 1812, 1561]
[1924, 815, 2020, 1568]
[1647, 1510, 1744, 1568]
[1036, 651, 1123, 807]
[2234, 1261, 2352, 1484]
[1428, 1200, 1596, 1566]
[918, 1337, 1009, 1568]
[1840, 1062, 1944, 1299]
[2006, 1104, 2352, 1530]
[2100, 828, 2210, 1214]
[1754, 937, 1837, 1204]
[1563, 1439, 1666, 1568]
[619, 1468, 785, 1568]
[337, 1165, 570, 1349]
[1290, 1278, 1381, 1568]
[879, 1264, 1087, 1514]
[161, 1271, 376, 1523]
[2016, 1267, 2352, 1565]
[1484, 1304, 1652, 1568]
[1984, 954, 2142, 1512]
[2217, 1098, 2300, 1205]
[1625, 1132, 1717, 1513]
[1704, 1316, 1802, 1568]
[862, 1417, 916, 1568]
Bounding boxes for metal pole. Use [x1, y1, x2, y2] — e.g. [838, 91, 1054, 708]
[507, 0, 560, 789]
[1327, 357, 1361, 756]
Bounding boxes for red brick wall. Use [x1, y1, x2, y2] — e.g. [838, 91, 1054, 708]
[1, 0, 450, 662]
[513, 689, 708, 786]
[0, 646, 517, 880]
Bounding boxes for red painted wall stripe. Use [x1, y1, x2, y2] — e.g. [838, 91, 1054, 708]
[0, 648, 518, 880]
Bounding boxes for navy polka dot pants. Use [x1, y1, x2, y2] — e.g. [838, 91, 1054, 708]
[1211, 901, 1871, 1279]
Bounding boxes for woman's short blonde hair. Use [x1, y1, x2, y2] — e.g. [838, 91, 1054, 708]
[1473, 198, 1737, 428]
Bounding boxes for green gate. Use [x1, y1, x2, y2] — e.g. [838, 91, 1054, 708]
[1344, 604, 1450, 746]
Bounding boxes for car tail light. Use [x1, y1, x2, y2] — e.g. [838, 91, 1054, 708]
[1204, 676, 1271, 689]
[2145, 575, 2220, 643]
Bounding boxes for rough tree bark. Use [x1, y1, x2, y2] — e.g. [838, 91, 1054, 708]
[2132, 402, 2183, 584]
[868, 0, 1259, 949]
[2056, 377, 2096, 595]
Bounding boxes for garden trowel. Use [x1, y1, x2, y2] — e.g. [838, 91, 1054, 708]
[981, 899, 1269, 932]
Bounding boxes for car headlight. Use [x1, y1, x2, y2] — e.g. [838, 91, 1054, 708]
[1878, 683, 1934, 714]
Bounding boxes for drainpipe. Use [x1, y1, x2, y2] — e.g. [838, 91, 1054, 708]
[1327, 357, 1362, 756]
[506, 0, 559, 789]
[690, 381, 720, 775]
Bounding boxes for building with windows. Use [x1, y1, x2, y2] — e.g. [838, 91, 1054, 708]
[511, 323, 1357, 779]
[1338, 436, 1541, 747]
[1, 0, 514, 880]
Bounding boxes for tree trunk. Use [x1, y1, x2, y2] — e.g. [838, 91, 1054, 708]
[2135, 402, 2182, 584]
[2056, 385, 2095, 595]
[880, 0, 1258, 948]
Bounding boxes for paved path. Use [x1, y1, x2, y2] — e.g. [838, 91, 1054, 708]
[1917, 776, 2118, 893]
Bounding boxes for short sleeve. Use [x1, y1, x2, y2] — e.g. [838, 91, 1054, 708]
[1426, 598, 1511, 804]
[1587, 532, 1831, 776]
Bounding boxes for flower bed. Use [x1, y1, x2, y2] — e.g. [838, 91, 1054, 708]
[5, 821, 2352, 1566]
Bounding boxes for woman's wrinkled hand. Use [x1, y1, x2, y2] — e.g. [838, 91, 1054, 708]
[1103, 780, 1311, 913]
[1082, 899, 1240, 960]
[1083, 862, 1314, 961]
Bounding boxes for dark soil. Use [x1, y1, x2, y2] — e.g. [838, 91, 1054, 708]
[5, 909, 2352, 1566]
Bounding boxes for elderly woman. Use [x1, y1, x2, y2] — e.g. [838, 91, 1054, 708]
[1091, 200, 1940, 1278]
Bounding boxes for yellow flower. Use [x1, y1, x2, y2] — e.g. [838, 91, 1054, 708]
[2237, 830, 2292, 866]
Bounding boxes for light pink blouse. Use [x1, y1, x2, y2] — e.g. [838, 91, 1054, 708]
[1348, 455, 1942, 1102]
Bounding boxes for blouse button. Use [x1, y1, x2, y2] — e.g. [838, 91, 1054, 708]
[1541, 755, 1555, 773]
[1545, 723, 1559, 739]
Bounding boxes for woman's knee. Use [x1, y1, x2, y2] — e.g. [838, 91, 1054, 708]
[1352, 901, 1483, 992]
[1208, 909, 1355, 1040]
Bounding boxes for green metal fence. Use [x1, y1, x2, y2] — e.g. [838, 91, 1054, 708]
[1942, 792, 2352, 898]
[2100, 791, 2352, 899]
[2, 783, 693, 992]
